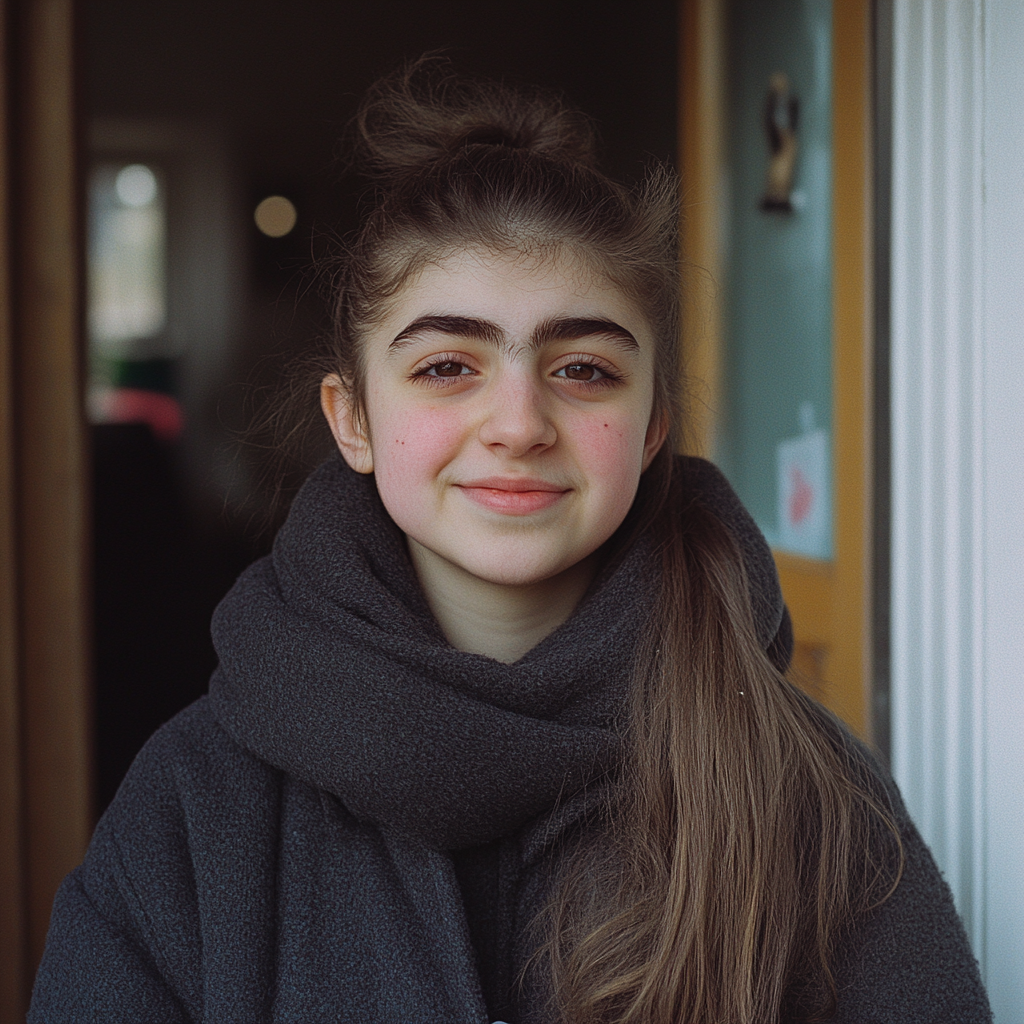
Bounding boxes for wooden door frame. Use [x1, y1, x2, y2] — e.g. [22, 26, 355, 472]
[1, 0, 91, 1018]
[680, 0, 874, 738]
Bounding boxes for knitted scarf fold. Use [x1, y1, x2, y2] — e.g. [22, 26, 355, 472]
[204, 454, 785, 1019]
[209, 454, 784, 853]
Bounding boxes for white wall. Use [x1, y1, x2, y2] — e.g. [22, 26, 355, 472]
[890, 1, 1024, 1018]
[979, 2, 1024, 1017]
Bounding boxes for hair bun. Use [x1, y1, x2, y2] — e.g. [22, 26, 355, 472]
[451, 124, 529, 151]
[353, 56, 599, 183]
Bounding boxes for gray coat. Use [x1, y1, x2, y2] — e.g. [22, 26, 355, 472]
[30, 457, 991, 1022]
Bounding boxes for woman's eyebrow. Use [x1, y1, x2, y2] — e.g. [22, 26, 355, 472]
[389, 315, 505, 351]
[387, 313, 639, 353]
[531, 316, 639, 352]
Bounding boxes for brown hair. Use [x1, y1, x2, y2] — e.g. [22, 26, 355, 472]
[544, 461, 901, 1022]
[323, 58, 901, 1023]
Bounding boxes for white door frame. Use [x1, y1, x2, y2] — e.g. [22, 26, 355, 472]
[889, 1, 1024, 1017]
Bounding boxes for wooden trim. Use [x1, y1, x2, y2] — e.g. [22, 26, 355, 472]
[773, 552, 832, 647]
[1, 0, 90, 1011]
[18, 0, 91, 973]
[830, 0, 872, 738]
[0, 0, 28, 1018]
[679, 0, 725, 458]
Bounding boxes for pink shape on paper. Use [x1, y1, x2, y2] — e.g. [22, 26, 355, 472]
[788, 466, 814, 525]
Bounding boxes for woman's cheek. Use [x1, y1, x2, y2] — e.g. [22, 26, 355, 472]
[569, 411, 652, 539]
[371, 405, 465, 514]
[572, 412, 649, 488]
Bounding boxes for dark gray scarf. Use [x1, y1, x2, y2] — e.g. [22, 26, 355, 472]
[207, 453, 785, 1018]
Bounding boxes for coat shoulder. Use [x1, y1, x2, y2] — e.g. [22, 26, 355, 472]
[31, 698, 288, 1022]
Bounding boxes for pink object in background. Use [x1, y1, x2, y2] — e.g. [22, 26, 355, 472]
[776, 427, 830, 559]
[90, 387, 184, 442]
[788, 465, 814, 525]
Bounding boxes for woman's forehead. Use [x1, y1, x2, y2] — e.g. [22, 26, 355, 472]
[380, 246, 650, 333]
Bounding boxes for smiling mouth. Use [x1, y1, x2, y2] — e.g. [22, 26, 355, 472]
[455, 478, 569, 515]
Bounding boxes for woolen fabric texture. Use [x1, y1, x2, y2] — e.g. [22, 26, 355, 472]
[30, 455, 991, 1023]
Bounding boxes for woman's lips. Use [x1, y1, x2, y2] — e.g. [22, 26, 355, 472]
[456, 478, 569, 515]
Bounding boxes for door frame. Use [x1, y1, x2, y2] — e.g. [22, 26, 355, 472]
[680, 0, 875, 738]
[1, 0, 91, 1017]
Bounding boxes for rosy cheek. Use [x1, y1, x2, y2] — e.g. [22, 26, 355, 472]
[370, 406, 465, 520]
[571, 415, 646, 484]
[383, 406, 464, 460]
[566, 413, 651, 539]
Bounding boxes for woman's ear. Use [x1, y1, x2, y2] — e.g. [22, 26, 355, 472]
[641, 412, 670, 470]
[321, 374, 374, 474]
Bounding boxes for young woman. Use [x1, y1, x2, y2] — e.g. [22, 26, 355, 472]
[31, 63, 989, 1023]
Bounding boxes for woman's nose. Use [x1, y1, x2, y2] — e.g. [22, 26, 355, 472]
[477, 375, 556, 456]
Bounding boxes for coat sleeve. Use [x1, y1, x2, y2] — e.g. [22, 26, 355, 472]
[28, 700, 231, 1023]
[28, 857, 193, 1023]
[829, 786, 992, 1023]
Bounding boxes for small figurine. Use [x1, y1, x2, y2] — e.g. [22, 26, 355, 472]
[761, 71, 799, 213]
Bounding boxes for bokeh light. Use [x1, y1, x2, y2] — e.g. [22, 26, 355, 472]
[115, 164, 158, 207]
[254, 195, 297, 237]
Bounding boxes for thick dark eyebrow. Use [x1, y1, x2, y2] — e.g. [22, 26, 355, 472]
[389, 315, 505, 351]
[387, 313, 639, 354]
[531, 316, 639, 352]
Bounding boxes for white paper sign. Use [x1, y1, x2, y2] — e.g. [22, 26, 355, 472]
[776, 428, 831, 559]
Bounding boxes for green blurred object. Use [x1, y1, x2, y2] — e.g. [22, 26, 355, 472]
[92, 355, 177, 396]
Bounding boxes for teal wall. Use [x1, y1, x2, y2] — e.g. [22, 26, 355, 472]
[718, 0, 833, 558]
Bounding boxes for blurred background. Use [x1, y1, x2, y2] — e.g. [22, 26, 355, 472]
[3, 0, 1024, 1020]
[81, 0, 678, 821]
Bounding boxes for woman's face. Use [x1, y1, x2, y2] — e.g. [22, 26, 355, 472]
[323, 249, 666, 588]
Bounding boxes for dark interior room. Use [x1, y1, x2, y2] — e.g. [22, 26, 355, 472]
[84, 0, 679, 813]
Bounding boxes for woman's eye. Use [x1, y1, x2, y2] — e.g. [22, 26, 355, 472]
[429, 361, 467, 377]
[413, 359, 473, 381]
[556, 363, 604, 382]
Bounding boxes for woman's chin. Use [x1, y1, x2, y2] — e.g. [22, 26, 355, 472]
[406, 531, 605, 593]
[454, 547, 599, 591]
